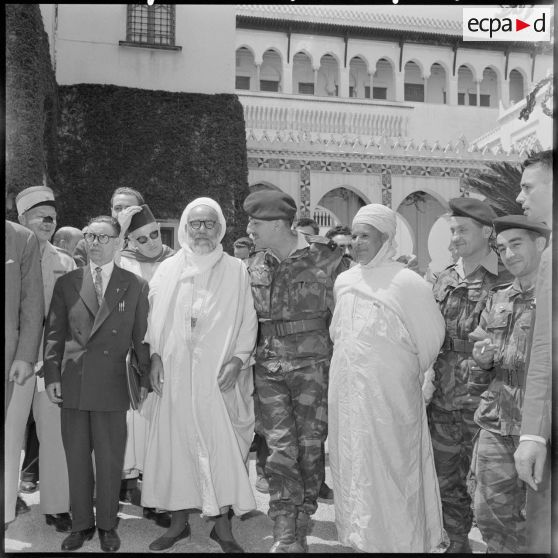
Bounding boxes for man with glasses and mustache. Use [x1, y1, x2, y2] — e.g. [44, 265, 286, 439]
[5, 186, 75, 532]
[43, 215, 151, 552]
[118, 204, 174, 527]
[141, 198, 257, 553]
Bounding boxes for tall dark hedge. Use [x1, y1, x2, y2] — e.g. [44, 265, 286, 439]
[6, 4, 58, 220]
[55, 84, 250, 251]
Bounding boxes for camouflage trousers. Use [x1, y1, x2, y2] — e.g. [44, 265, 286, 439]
[473, 429, 526, 553]
[254, 360, 328, 519]
[428, 405, 478, 543]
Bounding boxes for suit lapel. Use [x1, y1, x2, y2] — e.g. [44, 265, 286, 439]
[78, 266, 100, 317]
[90, 265, 129, 339]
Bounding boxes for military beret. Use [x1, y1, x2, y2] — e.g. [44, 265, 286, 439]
[16, 185, 56, 215]
[243, 190, 297, 221]
[128, 204, 156, 233]
[448, 197, 496, 226]
[493, 214, 551, 239]
[234, 236, 253, 248]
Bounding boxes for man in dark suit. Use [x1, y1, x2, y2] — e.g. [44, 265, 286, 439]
[44, 215, 150, 552]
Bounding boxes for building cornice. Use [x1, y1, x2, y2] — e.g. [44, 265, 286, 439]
[236, 14, 550, 55]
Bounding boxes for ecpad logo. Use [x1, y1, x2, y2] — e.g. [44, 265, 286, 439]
[463, 7, 552, 42]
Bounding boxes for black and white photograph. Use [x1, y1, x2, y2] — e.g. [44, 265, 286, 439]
[5, 2, 554, 554]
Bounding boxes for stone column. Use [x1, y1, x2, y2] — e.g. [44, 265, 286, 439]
[313, 67, 319, 95]
[255, 63, 261, 92]
[368, 72, 374, 99]
[447, 74, 458, 106]
[339, 64, 350, 98]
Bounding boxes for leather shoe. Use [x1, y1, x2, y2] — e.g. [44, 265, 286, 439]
[318, 482, 334, 500]
[15, 496, 30, 516]
[445, 539, 472, 553]
[255, 475, 269, 494]
[98, 528, 120, 552]
[149, 524, 191, 551]
[119, 488, 134, 503]
[46, 513, 72, 533]
[209, 525, 244, 553]
[61, 526, 96, 551]
[143, 507, 171, 529]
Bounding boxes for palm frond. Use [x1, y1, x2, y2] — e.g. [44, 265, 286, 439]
[464, 161, 524, 217]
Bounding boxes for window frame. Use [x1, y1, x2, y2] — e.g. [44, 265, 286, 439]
[119, 5, 181, 51]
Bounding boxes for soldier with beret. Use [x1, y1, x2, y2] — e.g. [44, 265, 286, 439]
[425, 197, 512, 553]
[6, 186, 76, 532]
[243, 190, 346, 553]
[467, 215, 549, 553]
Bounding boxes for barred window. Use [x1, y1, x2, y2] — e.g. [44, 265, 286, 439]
[126, 5, 175, 46]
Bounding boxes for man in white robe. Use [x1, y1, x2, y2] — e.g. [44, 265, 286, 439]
[328, 204, 445, 552]
[141, 198, 258, 553]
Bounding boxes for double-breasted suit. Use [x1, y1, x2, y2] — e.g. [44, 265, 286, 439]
[44, 263, 150, 531]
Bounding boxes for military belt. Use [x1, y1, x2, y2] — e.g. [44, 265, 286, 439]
[260, 318, 327, 338]
[442, 336, 475, 354]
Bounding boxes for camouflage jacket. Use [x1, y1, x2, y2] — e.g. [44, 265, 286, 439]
[431, 253, 512, 411]
[246, 238, 346, 373]
[472, 281, 536, 436]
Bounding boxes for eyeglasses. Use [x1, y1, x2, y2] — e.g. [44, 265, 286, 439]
[188, 220, 216, 230]
[83, 232, 118, 244]
[134, 230, 159, 244]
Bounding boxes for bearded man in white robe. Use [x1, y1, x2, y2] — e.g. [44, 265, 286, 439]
[328, 204, 445, 553]
[141, 197, 258, 553]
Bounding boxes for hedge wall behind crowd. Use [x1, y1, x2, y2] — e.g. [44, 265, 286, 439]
[55, 84, 250, 250]
[6, 3, 58, 220]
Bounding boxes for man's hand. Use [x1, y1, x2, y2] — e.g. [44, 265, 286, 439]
[217, 357, 243, 393]
[422, 366, 436, 405]
[472, 339, 497, 369]
[514, 440, 547, 491]
[150, 353, 164, 397]
[46, 382, 63, 405]
[140, 386, 149, 403]
[8, 360, 34, 385]
[117, 205, 143, 237]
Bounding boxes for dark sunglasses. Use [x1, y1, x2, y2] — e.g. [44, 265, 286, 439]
[135, 230, 160, 244]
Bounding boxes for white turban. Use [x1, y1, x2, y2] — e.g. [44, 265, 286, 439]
[352, 203, 397, 240]
[352, 204, 398, 268]
[178, 197, 226, 249]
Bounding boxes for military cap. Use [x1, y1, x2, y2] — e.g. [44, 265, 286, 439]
[128, 204, 156, 233]
[233, 236, 253, 248]
[493, 214, 551, 239]
[243, 190, 297, 221]
[448, 197, 496, 226]
[16, 185, 56, 215]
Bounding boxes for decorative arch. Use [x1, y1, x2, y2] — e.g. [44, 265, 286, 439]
[404, 60, 425, 102]
[315, 185, 369, 227]
[372, 57, 395, 101]
[457, 64, 476, 106]
[480, 65, 499, 108]
[292, 51, 315, 95]
[235, 46, 257, 91]
[349, 55, 370, 99]
[317, 53, 340, 97]
[261, 49, 282, 92]
[509, 67, 527, 105]
[403, 58, 425, 77]
[426, 62, 448, 104]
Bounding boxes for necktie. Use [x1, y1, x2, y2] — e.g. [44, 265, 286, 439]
[94, 267, 103, 307]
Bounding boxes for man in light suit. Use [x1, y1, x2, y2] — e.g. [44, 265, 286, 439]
[44, 215, 151, 552]
[513, 149, 552, 553]
[5, 219, 44, 527]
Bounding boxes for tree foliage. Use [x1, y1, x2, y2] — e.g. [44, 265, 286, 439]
[464, 160, 524, 217]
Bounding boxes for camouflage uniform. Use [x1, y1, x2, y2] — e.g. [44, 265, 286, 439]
[247, 239, 344, 520]
[428, 254, 512, 545]
[469, 281, 535, 553]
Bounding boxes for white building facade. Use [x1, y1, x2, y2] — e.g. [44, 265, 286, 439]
[38, 4, 553, 271]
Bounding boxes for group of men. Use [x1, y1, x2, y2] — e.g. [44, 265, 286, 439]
[5, 149, 552, 554]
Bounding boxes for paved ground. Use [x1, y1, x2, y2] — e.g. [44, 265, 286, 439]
[5, 452, 487, 553]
